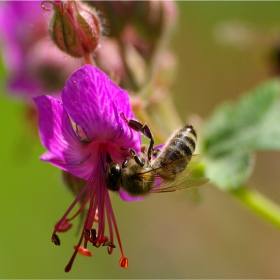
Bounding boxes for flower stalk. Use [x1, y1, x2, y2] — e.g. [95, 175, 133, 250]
[231, 186, 280, 229]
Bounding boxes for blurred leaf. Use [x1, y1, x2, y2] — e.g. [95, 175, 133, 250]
[203, 79, 280, 190]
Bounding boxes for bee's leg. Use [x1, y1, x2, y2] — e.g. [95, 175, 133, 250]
[121, 147, 145, 167]
[120, 112, 154, 162]
[142, 145, 160, 160]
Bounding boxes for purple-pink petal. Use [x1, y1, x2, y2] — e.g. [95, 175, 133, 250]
[34, 95, 94, 178]
[61, 65, 139, 153]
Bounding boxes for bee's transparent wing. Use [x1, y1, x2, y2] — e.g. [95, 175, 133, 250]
[152, 176, 209, 193]
[151, 154, 203, 177]
[138, 154, 209, 193]
[176, 154, 203, 176]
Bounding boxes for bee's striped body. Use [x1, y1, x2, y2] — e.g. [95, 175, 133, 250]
[152, 125, 197, 178]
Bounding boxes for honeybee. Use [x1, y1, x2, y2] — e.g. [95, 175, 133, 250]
[106, 113, 209, 196]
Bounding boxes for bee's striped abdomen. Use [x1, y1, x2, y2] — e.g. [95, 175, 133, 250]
[161, 125, 196, 158]
[152, 125, 197, 175]
[176, 124, 196, 155]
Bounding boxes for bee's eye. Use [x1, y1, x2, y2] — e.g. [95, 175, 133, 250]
[109, 163, 121, 179]
[106, 163, 121, 192]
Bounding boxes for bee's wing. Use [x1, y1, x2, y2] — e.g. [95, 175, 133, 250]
[179, 154, 203, 176]
[151, 154, 203, 177]
[152, 176, 209, 193]
[137, 154, 209, 193]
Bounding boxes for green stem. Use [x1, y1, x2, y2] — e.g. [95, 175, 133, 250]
[231, 186, 280, 229]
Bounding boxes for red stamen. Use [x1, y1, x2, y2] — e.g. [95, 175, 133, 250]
[119, 257, 128, 269]
[104, 188, 126, 257]
[74, 246, 93, 257]
[65, 233, 84, 272]
[52, 170, 95, 235]
[57, 149, 129, 272]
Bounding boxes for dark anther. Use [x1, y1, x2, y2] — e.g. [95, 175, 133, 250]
[102, 240, 116, 248]
[52, 233, 61, 246]
[91, 229, 98, 246]
[84, 229, 91, 239]
[90, 229, 97, 239]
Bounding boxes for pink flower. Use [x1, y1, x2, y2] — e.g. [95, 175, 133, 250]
[34, 65, 141, 271]
[0, 1, 82, 101]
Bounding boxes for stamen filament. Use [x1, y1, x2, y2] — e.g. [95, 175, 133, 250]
[106, 214, 114, 254]
[105, 187, 126, 261]
[52, 169, 95, 235]
[67, 184, 96, 222]
[65, 231, 84, 272]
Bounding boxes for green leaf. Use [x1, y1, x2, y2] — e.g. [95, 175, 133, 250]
[202, 79, 280, 190]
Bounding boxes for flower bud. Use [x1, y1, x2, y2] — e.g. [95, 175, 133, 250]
[42, 0, 102, 58]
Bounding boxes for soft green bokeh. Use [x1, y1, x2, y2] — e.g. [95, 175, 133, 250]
[1, 2, 280, 278]
[204, 79, 280, 190]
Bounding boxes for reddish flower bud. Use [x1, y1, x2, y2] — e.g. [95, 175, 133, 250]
[42, 0, 102, 58]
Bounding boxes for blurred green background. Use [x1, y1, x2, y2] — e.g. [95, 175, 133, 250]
[1, 1, 280, 278]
